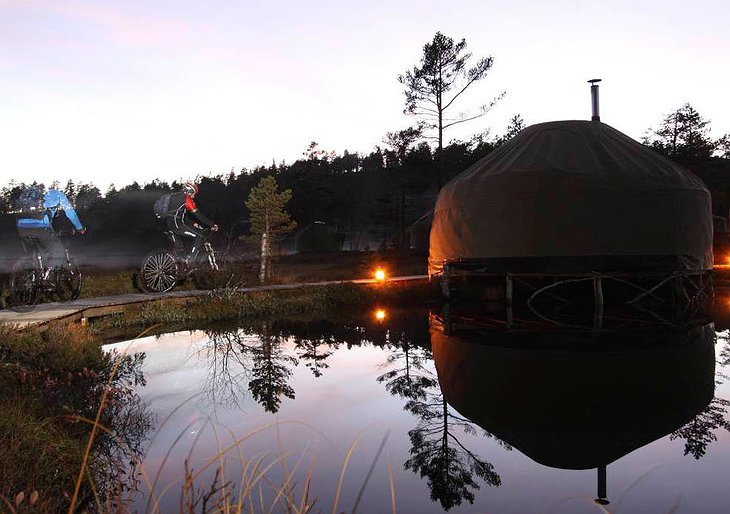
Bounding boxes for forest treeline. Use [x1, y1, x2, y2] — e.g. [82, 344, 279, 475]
[0, 133, 498, 264]
[1, 101, 729, 267]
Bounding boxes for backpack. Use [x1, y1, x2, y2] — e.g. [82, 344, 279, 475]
[16, 185, 45, 218]
[153, 193, 172, 218]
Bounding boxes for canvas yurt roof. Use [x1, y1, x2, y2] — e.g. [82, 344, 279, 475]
[429, 120, 713, 275]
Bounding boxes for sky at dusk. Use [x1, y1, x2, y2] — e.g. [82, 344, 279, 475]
[1, 0, 729, 189]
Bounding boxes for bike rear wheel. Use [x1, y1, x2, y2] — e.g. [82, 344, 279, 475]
[140, 250, 179, 293]
[8, 257, 40, 309]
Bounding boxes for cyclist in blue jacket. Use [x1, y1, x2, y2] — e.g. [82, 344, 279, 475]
[16, 188, 86, 269]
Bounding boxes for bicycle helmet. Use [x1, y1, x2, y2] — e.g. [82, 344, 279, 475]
[183, 181, 199, 196]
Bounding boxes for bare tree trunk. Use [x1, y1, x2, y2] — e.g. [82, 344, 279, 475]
[437, 120, 443, 190]
[259, 231, 268, 283]
[259, 213, 270, 283]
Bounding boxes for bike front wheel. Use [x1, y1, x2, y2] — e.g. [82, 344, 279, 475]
[140, 250, 179, 293]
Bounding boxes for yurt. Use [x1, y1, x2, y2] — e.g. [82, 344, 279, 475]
[429, 120, 713, 280]
[294, 222, 344, 253]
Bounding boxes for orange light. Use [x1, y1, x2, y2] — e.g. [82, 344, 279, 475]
[374, 268, 386, 281]
[375, 309, 387, 321]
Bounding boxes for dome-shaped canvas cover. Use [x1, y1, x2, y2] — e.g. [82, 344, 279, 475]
[429, 120, 713, 275]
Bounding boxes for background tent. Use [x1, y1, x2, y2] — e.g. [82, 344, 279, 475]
[294, 222, 344, 253]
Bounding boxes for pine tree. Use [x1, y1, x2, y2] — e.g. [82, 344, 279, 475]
[245, 176, 296, 283]
[497, 114, 526, 145]
[384, 126, 422, 249]
[643, 103, 716, 160]
[399, 32, 504, 189]
[64, 179, 77, 202]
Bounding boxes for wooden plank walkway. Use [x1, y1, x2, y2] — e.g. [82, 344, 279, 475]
[0, 275, 429, 328]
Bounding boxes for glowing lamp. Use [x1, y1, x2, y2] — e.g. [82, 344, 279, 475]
[374, 268, 386, 281]
[375, 309, 387, 321]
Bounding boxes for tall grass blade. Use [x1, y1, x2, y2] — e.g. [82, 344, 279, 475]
[331, 432, 365, 514]
[147, 417, 209, 513]
[387, 453, 396, 514]
[69, 352, 127, 513]
[351, 431, 389, 514]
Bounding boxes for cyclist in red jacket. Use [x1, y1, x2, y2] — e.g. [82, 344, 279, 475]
[164, 181, 218, 265]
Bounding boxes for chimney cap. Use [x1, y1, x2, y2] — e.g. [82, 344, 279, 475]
[588, 78, 602, 84]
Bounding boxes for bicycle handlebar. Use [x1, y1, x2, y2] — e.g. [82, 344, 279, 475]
[57, 229, 86, 237]
[192, 223, 218, 233]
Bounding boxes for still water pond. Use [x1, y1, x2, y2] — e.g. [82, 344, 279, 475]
[104, 309, 730, 513]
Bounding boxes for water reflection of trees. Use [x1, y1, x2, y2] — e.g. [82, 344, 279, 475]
[293, 334, 338, 378]
[671, 331, 730, 459]
[671, 398, 730, 458]
[90, 352, 155, 506]
[376, 317, 504, 511]
[404, 388, 503, 510]
[202, 325, 299, 413]
[202, 313, 507, 509]
[248, 322, 298, 413]
[202, 329, 254, 409]
[716, 330, 730, 381]
[200, 317, 420, 412]
[378, 334, 436, 400]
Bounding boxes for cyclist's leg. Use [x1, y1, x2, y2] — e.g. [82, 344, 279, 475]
[185, 224, 206, 264]
[17, 227, 48, 268]
[166, 218, 186, 256]
[168, 218, 204, 263]
[44, 229, 66, 269]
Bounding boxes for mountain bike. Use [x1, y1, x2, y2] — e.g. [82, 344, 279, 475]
[137, 228, 228, 293]
[7, 230, 83, 308]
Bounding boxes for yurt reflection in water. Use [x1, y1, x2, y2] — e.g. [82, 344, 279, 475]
[430, 314, 716, 505]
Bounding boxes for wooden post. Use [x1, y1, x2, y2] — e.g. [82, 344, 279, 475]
[505, 274, 513, 305]
[593, 275, 604, 330]
[505, 274, 514, 329]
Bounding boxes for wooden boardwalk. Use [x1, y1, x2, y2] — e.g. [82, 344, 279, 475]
[0, 275, 429, 328]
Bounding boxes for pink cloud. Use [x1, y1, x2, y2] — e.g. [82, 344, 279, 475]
[1, 0, 192, 48]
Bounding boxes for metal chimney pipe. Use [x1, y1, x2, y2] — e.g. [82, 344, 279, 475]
[594, 465, 610, 506]
[588, 79, 602, 121]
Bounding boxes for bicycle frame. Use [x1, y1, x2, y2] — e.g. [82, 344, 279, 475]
[21, 236, 74, 274]
[163, 230, 218, 271]
[10, 231, 82, 305]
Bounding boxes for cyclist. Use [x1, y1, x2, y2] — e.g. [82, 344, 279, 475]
[161, 181, 218, 266]
[16, 187, 86, 270]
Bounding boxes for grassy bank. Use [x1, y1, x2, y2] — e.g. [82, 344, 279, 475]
[1, 279, 436, 511]
[0, 322, 151, 512]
